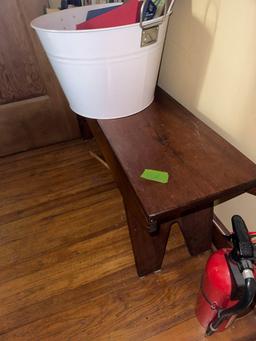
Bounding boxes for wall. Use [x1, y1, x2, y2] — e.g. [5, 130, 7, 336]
[158, 0, 256, 230]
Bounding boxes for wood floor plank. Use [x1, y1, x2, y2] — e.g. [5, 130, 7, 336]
[0, 138, 254, 340]
[0, 227, 134, 317]
[0, 191, 125, 267]
[0, 139, 95, 168]
[0, 181, 117, 228]
[0, 228, 186, 336]
[146, 314, 256, 341]
[0, 246, 206, 339]
[0, 141, 111, 219]
[0, 163, 113, 217]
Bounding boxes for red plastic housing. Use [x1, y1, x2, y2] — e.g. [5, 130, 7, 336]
[196, 248, 256, 332]
[196, 249, 238, 331]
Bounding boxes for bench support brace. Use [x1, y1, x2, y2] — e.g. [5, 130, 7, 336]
[124, 199, 171, 277]
[179, 206, 213, 256]
[125, 201, 213, 276]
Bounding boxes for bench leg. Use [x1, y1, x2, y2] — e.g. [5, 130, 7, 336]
[124, 201, 171, 277]
[179, 206, 213, 256]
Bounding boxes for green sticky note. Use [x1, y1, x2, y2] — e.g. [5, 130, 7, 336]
[140, 169, 169, 184]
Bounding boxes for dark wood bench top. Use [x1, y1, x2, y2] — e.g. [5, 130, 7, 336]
[89, 88, 256, 222]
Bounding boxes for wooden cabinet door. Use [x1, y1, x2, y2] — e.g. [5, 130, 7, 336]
[0, 0, 80, 156]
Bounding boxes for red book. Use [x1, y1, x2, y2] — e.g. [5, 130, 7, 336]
[76, 0, 141, 30]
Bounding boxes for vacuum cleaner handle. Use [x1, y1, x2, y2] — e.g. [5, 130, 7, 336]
[231, 215, 254, 261]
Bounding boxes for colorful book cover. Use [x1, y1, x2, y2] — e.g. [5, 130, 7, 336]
[86, 6, 117, 20]
[76, 0, 140, 30]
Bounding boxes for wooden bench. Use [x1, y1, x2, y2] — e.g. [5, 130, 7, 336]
[88, 88, 256, 276]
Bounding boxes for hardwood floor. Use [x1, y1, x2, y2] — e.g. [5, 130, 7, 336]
[0, 139, 255, 340]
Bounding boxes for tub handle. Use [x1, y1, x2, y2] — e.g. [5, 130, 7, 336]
[139, 0, 175, 29]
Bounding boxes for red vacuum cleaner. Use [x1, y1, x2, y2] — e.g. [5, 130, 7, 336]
[196, 215, 256, 336]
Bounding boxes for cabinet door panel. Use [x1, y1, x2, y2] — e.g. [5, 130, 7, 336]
[0, 1, 46, 104]
[0, 0, 80, 156]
